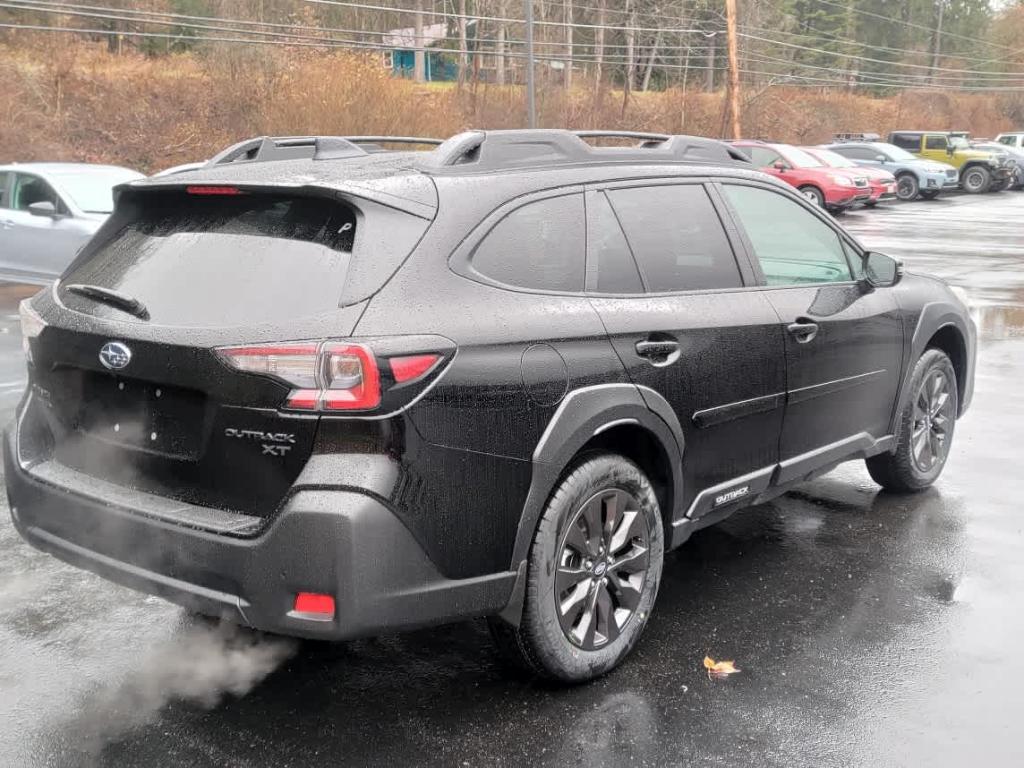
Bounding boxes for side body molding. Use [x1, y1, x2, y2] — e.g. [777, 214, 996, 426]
[511, 384, 686, 569]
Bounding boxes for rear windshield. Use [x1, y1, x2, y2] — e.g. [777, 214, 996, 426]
[61, 190, 360, 326]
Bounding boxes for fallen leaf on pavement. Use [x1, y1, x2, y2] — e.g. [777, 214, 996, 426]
[703, 656, 740, 679]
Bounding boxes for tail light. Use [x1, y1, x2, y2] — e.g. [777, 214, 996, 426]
[216, 341, 441, 412]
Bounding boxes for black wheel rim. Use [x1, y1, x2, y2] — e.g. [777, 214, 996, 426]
[897, 176, 917, 199]
[911, 369, 954, 472]
[554, 489, 650, 651]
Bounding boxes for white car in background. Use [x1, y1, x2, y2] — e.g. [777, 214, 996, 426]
[0, 163, 143, 282]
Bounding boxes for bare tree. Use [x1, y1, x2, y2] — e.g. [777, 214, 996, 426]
[594, 0, 606, 84]
[641, 31, 661, 92]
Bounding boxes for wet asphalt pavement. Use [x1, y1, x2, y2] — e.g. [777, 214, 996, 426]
[1, 192, 1023, 767]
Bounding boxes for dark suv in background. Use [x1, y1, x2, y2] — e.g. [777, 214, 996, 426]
[6, 131, 976, 682]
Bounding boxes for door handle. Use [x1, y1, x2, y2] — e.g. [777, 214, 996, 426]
[787, 320, 819, 344]
[635, 339, 680, 366]
[0, 219, 13, 229]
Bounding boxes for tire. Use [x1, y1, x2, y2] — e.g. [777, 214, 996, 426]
[798, 185, 825, 208]
[919, 189, 941, 200]
[895, 173, 920, 201]
[989, 177, 1010, 193]
[961, 165, 991, 194]
[866, 349, 958, 493]
[864, 200, 878, 208]
[489, 453, 664, 683]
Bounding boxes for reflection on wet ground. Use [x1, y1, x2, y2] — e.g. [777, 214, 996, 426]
[1, 193, 1023, 767]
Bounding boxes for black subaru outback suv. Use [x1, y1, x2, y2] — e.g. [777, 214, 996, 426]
[6, 130, 976, 682]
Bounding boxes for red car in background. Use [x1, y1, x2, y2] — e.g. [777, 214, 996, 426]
[731, 140, 871, 212]
[804, 146, 898, 207]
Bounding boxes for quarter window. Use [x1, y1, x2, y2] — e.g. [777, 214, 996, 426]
[471, 193, 585, 293]
[606, 184, 743, 292]
[724, 185, 853, 286]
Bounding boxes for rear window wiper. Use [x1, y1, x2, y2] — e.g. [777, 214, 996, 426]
[64, 284, 150, 320]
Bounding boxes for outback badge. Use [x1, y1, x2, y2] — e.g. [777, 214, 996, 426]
[98, 341, 132, 370]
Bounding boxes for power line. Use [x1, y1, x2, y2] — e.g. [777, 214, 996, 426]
[6, 18, 1024, 92]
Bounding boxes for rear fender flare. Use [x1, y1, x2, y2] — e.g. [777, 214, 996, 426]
[509, 383, 685, 570]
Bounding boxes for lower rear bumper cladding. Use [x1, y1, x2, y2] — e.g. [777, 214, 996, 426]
[3, 427, 516, 640]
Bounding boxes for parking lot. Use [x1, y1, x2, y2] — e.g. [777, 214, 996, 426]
[0, 191, 1022, 767]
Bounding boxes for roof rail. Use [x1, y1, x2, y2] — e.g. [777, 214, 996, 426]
[832, 132, 880, 142]
[424, 129, 750, 172]
[206, 136, 368, 166]
[342, 137, 442, 151]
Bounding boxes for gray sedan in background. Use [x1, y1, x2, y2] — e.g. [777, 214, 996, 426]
[0, 163, 143, 282]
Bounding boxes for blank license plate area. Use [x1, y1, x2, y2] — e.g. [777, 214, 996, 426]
[76, 373, 205, 459]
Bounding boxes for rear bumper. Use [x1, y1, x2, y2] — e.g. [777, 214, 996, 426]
[4, 425, 516, 640]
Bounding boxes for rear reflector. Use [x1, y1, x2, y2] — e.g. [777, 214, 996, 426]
[390, 354, 441, 383]
[292, 592, 335, 618]
[186, 185, 243, 196]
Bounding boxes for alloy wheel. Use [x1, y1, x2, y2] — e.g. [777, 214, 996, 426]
[964, 169, 986, 193]
[896, 175, 918, 200]
[554, 489, 650, 651]
[911, 369, 954, 472]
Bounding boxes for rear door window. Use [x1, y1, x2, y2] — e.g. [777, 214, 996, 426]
[470, 193, 585, 293]
[605, 184, 743, 293]
[0, 172, 9, 208]
[586, 191, 643, 294]
[924, 135, 948, 151]
[723, 184, 853, 286]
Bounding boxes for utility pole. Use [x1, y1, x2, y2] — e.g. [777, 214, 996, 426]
[725, 0, 741, 139]
[525, 0, 536, 127]
[705, 32, 715, 92]
[458, 0, 468, 88]
[413, 0, 425, 83]
[931, 0, 945, 85]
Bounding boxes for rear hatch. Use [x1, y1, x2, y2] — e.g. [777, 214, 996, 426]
[26, 179, 435, 518]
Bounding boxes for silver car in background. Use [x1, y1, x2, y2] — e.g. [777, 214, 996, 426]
[0, 163, 143, 282]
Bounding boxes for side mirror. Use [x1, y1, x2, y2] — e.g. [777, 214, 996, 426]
[863, 251, 903, 288]
[772, 161, 788, 172]
[946, 146, 955, 156]
[28, 201, 59, 218]
[875, 155, 887, 163]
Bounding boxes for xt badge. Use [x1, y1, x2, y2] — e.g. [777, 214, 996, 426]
[224, 428, 296, 457]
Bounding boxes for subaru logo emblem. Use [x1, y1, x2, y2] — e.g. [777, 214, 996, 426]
[99, 341, 132, 371]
